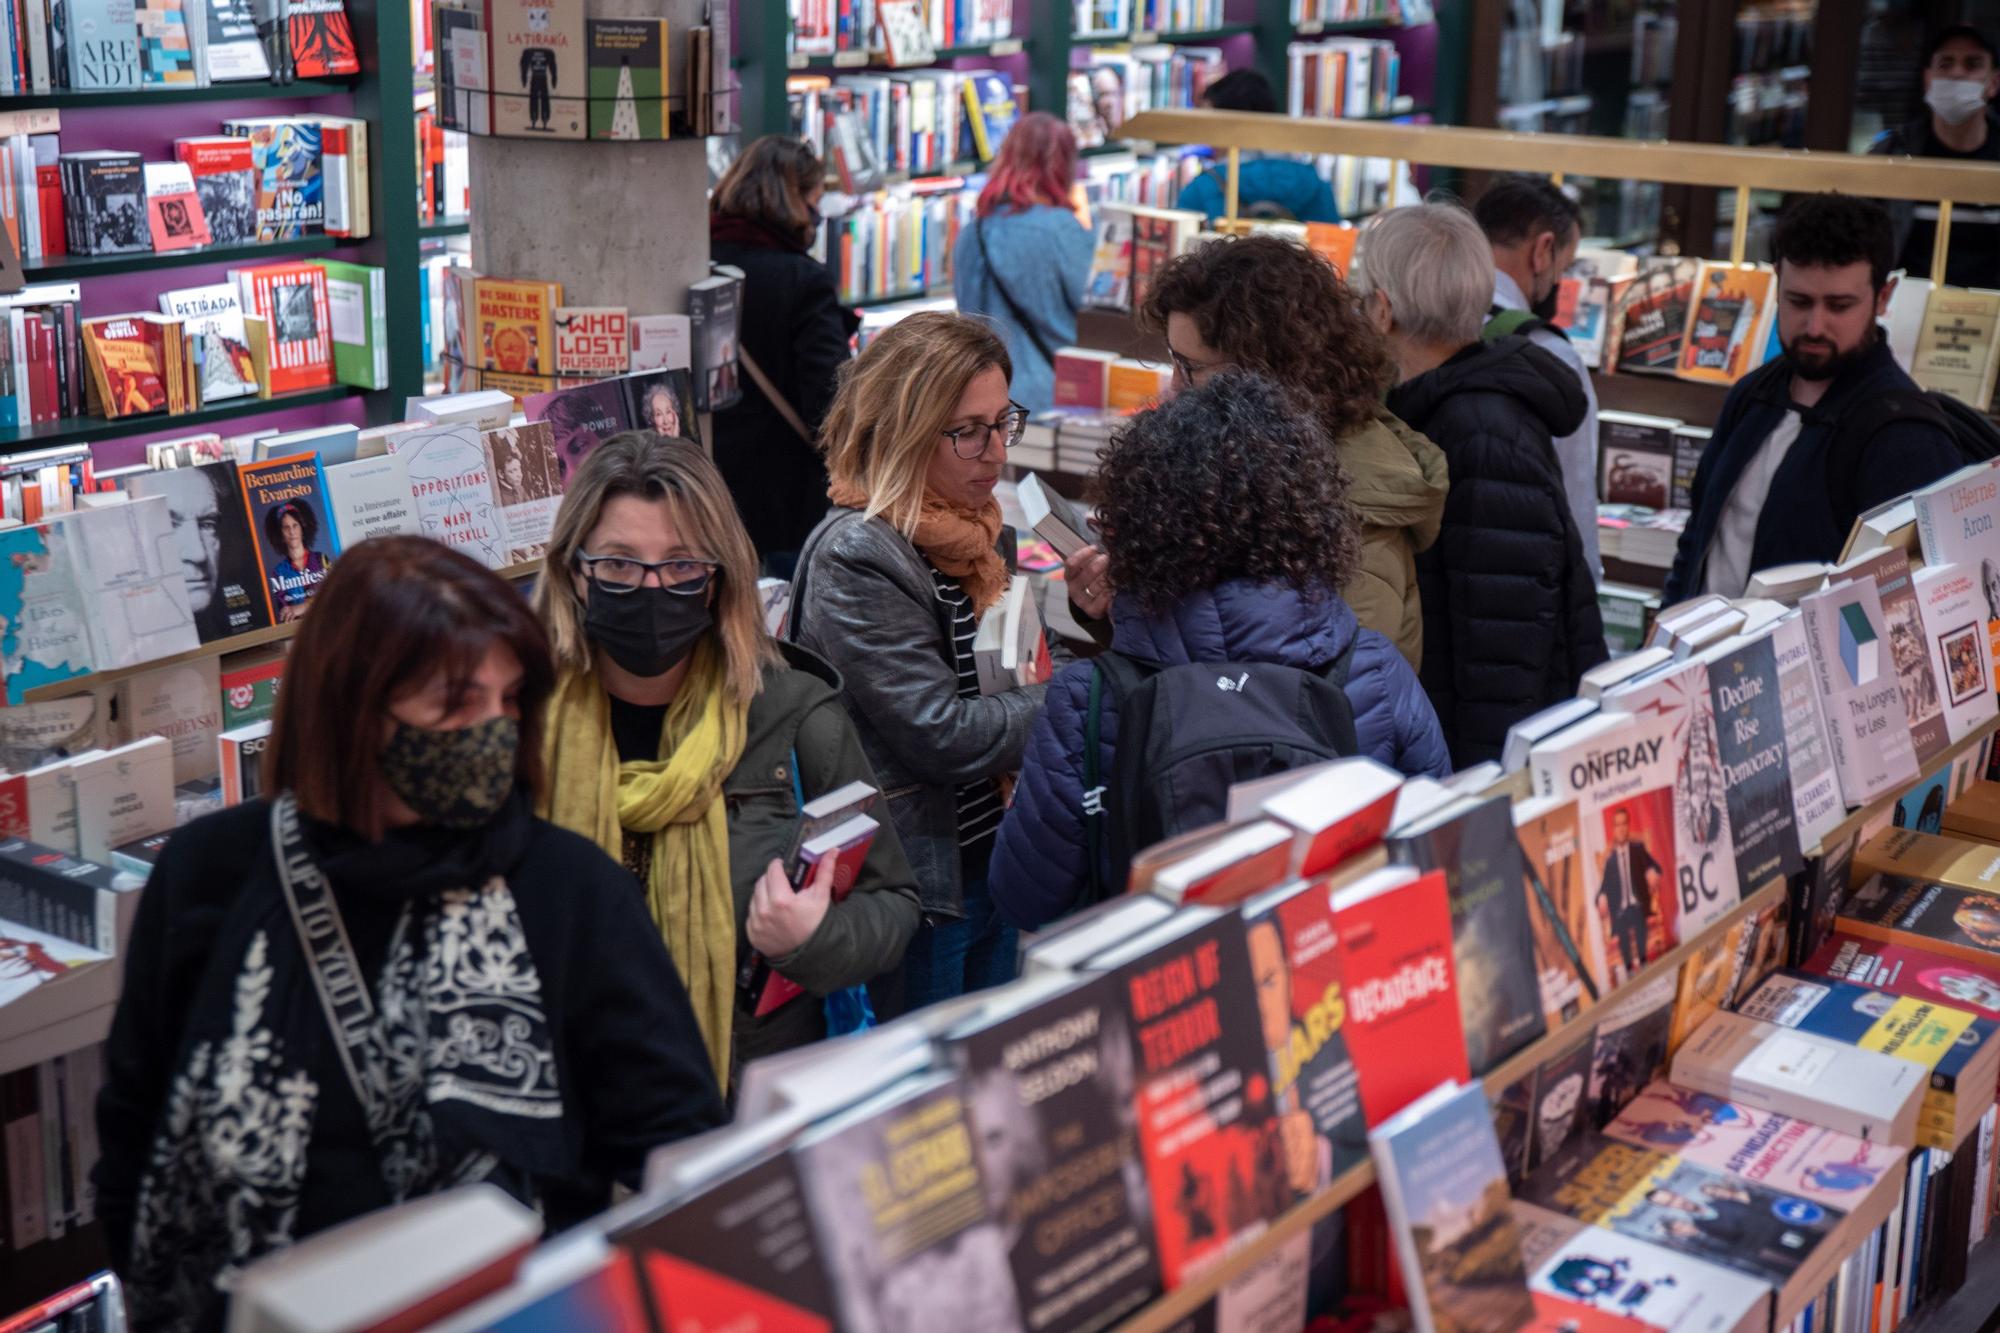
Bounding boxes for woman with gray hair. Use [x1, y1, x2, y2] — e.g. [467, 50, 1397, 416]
[1351, 201, 1607, 767]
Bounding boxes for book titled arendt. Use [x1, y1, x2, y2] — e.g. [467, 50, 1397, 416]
[237, 452, 340, 626]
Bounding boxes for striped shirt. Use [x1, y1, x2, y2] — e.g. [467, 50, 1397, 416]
[930, 564, 1004, 861]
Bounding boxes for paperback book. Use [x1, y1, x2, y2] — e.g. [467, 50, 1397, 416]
[585, 20, 670, 141]
[1668, 1010, 1925, 1145]
[1766, 614, 1844, 852]
[223, 119, 325, 241]
[1387, 795, 1547, 1076]
[1702, 632, 1802, 890]
[523, 379, 625, 482]
[553, 306, 629, 378]
[480, 423, 561, 563]
[1798, 575, 1919, 807]
[938, 971, 1162, 1331]
[1370, 1081, 1535, 1333]
[1241, 876, 1367, 1201]
[1510, 1200, 1772, 1333]
[1329, 866, 1470, 1128]
[237, 452, 340, 624]
[172, 137, 258, 246]
[158, 282, 256, 403]
[388, 423, 507, 569]
[322, 454, 422, 547]
[233, 260, 334, 394]
[123, 461, 270, 641]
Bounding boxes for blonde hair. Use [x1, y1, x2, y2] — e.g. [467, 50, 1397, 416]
[819, 311, 1012, 535]
[533, 432, 777, 706]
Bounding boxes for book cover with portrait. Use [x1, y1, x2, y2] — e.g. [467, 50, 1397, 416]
[125, 460, 269, 641]
[620, 368, 699, 445]
[480, 421, 562, 563]
[937, 969, 1160, 1332]
[237, 451, 340, 625]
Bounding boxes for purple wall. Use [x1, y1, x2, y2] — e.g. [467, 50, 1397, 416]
[49, 92, 371, 469]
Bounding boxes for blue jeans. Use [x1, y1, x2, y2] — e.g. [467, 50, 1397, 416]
[870, 875, 1018, 1019]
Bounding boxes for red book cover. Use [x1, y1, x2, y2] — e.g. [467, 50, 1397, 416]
[81, 316, 171, 419]
[286, 0, 361, 76]
[0, 774, 27, 839]
[1330, 866, 1470, 1128]
[752, 815, 877, 1017]
[234, 261, 333, 394]
[1052, 351, 1108, 409]
[22, 316, 43, 424]
[1808, 930, 2000, 1021]
[1259, 757, 1402, 877]
[36, 315, 56, 424]
[33, 164, 61, 258]
[1110, 912, 1280, 1289]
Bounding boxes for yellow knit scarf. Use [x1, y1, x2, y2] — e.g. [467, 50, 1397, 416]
[540, 642, 747, 1090]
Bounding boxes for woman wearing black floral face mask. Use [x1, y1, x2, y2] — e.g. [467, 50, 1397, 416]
[93, 536, 726, 1333]
[532, 432, 920, 1092]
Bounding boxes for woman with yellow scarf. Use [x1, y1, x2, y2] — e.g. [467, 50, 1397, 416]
[533, 433, 920, 1091]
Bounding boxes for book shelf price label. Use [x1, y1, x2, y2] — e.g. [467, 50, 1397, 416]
[833, 49, 870, 66]
[787, 51, 809, 68]
[989, 37, 1023, 54]
[1298, 20, 1322, 33]
[1131, 29, 1156, 42]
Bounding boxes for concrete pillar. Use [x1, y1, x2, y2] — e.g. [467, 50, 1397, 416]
[466, 0, 712, 318]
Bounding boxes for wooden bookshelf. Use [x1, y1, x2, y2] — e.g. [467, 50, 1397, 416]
[1111, 720, 1998, 1332]
[17, 560, 542, 704]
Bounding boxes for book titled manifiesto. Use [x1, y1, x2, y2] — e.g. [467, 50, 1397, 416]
[237, 451, 340, 625]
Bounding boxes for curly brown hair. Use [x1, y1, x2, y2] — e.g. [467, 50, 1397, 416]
[1139, 234, 1392, 439]
[1097, 371, 1361, 616]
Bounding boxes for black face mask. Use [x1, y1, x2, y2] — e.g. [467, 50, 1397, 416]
[585, 585, 713, 678]
[379, 715, 520, 831]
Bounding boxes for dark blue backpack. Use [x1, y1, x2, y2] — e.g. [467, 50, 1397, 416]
[1080, 644, 1358, 902]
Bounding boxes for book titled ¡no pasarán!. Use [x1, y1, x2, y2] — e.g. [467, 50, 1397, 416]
[237, 451, 340, 627]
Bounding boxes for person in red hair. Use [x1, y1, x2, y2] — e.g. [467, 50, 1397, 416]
[951, 111, 1094, 411]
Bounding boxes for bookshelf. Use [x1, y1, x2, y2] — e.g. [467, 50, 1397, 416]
[0, 0, 435, 461]
[17, 559, 544, 704]
[0, 385, 359, 452]
[0, 77, 360, 111]
[1113, 716, 1998, 1333]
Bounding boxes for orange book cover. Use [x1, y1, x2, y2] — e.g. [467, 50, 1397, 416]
[1106, 359, 1166, 414]
[475, 278, 562, 378]
[1305, 222, 1358, 276]
[1677, 262, 1774, 386]
[234, 261, 334, 394]
[82, 316, 172, 419]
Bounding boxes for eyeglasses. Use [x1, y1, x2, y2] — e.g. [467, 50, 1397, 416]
[941, 404, 1030, 459]
[1168, 347, 1228, 387]
[576, 552, 719, 596]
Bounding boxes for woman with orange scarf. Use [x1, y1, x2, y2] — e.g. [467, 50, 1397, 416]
[790, 312, 1108, 1015]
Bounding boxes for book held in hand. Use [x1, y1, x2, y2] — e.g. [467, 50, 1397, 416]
[973, 572, 1052, 695]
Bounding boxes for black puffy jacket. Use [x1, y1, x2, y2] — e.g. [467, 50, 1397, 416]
[1388, 336, 1608, 768]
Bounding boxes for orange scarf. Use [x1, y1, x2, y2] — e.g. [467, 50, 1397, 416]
[828, 479, 1009, 616]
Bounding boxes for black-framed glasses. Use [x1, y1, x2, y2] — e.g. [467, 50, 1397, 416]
[1168, 347, 1228, 387]
[576, 552, 719, 596]
[941, 404, 1030, 459]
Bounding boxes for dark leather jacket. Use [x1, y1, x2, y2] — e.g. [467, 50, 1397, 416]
[790, 506, 1045, 919]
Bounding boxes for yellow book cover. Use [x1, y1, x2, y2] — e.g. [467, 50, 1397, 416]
[473, 277, 562, 379]
[1911, 286, 2000, 409]
[1853, 825, 2000, 893]
[1676, 262, 1774, 386]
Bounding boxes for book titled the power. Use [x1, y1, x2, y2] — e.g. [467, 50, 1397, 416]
[1670, 1009, 1925, 1145]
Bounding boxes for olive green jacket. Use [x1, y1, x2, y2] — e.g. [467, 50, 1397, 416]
[1339, 410, 1448, 669]
[724, 641, 921, 1076]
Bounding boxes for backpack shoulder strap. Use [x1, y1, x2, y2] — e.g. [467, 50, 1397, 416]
[1483, 306, 1548, 342]
[1322, 636, 1358, 689]
[1082, 651, 1149, 905]
[1822, 388, 1955, 531]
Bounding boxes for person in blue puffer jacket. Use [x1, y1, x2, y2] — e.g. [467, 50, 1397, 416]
[989, 373, 1450, 932]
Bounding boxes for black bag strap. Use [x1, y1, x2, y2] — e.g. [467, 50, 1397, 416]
[977, 219, 1063, 367]
[1083, 662, 1106, 904]
[1821, 389, 1955, 532]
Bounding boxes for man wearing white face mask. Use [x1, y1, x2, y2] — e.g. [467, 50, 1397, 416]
[1871, 25, 2000, 288]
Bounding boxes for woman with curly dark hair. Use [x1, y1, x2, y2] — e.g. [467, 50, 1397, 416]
[1140, 234, 1446, 669]
[986, 372, 1449, 930]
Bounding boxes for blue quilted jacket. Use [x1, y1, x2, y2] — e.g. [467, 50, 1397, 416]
[988, 580, 1451, 931]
